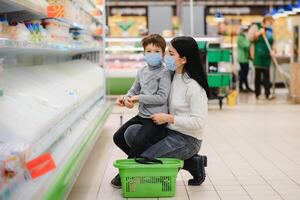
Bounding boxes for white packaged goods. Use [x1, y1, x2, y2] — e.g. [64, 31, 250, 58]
[0, 60, 106, 193]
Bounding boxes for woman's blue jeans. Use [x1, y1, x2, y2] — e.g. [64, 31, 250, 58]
[123, 124, 202, 160]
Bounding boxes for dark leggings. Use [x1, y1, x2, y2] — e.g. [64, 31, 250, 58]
[239, 62, 250, 90]
[113, 115, 166, 158]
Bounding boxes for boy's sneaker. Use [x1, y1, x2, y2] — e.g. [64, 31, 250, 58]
[111, 174, 121, 189]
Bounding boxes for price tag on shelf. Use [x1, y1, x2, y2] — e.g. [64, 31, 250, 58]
[26, 153, 56, 179]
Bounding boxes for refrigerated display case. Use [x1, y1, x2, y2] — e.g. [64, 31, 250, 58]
[0, 0, 110, 199]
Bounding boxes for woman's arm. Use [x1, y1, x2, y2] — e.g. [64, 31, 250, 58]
[151, 83, 208, 131]
[151, 113, 174, 125]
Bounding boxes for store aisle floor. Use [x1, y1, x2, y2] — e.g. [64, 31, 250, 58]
[68, 93, 300, 200]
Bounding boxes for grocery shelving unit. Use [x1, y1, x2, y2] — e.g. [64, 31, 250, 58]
[0, 0, 47, 19]
[0, 38, 101, 54]
[0, 1, 110, 200]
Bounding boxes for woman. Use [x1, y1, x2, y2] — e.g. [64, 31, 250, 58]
[237, 26, 254, 93]
[112, 36, 209, 187]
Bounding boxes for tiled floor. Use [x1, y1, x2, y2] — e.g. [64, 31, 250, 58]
[68, 92, 300, 200]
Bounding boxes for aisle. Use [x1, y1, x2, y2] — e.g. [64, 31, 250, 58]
[68, 95, 300, 200]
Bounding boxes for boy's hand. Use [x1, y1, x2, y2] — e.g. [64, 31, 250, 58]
[116, 96, 125, 107]
[124, 99, 134, 109]
[128, 95, 139, 103]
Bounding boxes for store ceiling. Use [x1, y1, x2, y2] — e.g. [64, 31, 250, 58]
[107, 0, 292, 6]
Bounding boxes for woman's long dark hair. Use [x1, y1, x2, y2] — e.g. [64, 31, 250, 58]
[171, 36, 210, 97]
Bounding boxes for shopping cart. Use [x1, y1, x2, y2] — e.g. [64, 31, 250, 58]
[207, 72, 232, 109]
[204, 43, 233, 109]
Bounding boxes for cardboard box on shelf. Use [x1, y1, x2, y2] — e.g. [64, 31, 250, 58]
[47, 5, 65, 18]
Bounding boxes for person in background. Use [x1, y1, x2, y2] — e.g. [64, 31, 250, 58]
[237, 26, 254, 93]
[250, 15, 275, 100]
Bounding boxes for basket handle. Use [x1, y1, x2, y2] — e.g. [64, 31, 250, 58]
[134, 156, 163, 165]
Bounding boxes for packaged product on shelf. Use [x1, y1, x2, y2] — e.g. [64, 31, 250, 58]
[43, 19, 71, 44]
[91, 23, 103, 37]
[0, 17, 9, 39]
[15, 23, 31, 42]
[48, 0, 80, 23]
[0, 143, 29, 195]
[70, 28, 94, 44]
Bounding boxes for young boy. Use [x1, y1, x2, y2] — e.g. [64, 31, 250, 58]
[114, 34, 171, 159]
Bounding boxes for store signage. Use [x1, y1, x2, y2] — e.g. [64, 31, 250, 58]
[209, 7, 251, 15]
[206, 6, 268, 16]
[110, 7, 147, 16]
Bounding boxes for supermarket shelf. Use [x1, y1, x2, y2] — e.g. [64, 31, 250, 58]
[12, 101, 112, 200]
[105, 47, 144, 52]
[87, 0, 97, 8]
[0, 0, 47, 18]
[106, 37, 222, 43]
[58, 16, 104, 31]
[0, 39, 101, 55]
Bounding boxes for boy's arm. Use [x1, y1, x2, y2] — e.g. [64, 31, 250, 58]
[139, 70, 171, 105]
[126, 71, 141, 98]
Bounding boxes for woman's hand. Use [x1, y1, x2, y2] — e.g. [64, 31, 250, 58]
[124, 99, 134, 109]
[151, 113, 174, 125]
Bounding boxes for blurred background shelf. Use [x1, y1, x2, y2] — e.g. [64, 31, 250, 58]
[0, 39, 101, 55]
[0, 0, 48, 21]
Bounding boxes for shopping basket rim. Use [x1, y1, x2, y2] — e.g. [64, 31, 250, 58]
[113, 158, 183, 169]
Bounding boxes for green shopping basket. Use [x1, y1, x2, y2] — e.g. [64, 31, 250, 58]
[113, 158, 183, 198]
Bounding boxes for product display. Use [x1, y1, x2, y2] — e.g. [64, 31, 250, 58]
[43, 18, 72, 43]
[0, 60, 107, 199]
[0, 17, 101, 52]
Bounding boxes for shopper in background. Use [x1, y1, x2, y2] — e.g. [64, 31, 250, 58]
[237, 26, 254, 93]
[121, 36, 209, 186]
[250, 15, 275, 100]
[112, 34, 171, 188]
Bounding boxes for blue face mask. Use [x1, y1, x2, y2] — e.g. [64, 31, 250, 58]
[164, 55, 176, 71]
[144, 53, 162, 67]
[265, 28, 273, 39]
